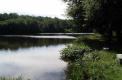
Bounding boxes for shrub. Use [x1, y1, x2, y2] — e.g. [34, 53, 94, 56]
[60, 44, 90, 62]
[80, 51, 121, 80]
[61, 45, 122, 80]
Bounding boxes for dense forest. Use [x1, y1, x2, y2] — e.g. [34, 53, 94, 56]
[0, 13, 81, 35]
[61, 0, 122, 80]
[64, 0, 122, 41]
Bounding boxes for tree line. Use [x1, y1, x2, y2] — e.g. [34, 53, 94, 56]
[0, 13, 79, 35]
[63, 0, 122, 41]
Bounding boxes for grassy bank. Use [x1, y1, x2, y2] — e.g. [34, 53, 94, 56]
[60, 34, 122, 80]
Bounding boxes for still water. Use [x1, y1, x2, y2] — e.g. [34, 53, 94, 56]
[0, 35, 74, 80]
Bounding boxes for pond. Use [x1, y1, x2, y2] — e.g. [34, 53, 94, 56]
[0, 35, 75, 80]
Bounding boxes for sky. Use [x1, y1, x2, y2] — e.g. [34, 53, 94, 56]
[0, 0, 67, 19]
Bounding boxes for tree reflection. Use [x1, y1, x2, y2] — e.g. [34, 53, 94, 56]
[0, 36, 73, 50]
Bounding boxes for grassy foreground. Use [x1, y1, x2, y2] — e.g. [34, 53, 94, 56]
[60, 34, 122, 80]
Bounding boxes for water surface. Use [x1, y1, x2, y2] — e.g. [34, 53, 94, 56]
[0, 35, 74, 80]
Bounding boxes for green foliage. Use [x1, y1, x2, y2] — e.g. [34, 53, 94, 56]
[63, 0, 91, 32]
[0, 13, 77, 34]
[61, 35, 122, 80]
[61, 45, 122, 80]
[81, 51, 121, 80]
[82, 0, 101, 19]
[60, 44, 90, 62]
[65, 62, 83, 80]
[64, 0, 122, 41]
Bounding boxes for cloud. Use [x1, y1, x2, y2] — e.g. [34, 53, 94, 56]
[0, 0, 67, 19]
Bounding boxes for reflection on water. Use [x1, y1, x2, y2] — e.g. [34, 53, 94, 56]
[0, 35, 76, 39]
[0, 36, 73, 50]
[0, 35, 74, 80]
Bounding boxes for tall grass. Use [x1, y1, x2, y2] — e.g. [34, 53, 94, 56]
[60, 34, 122, 80]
